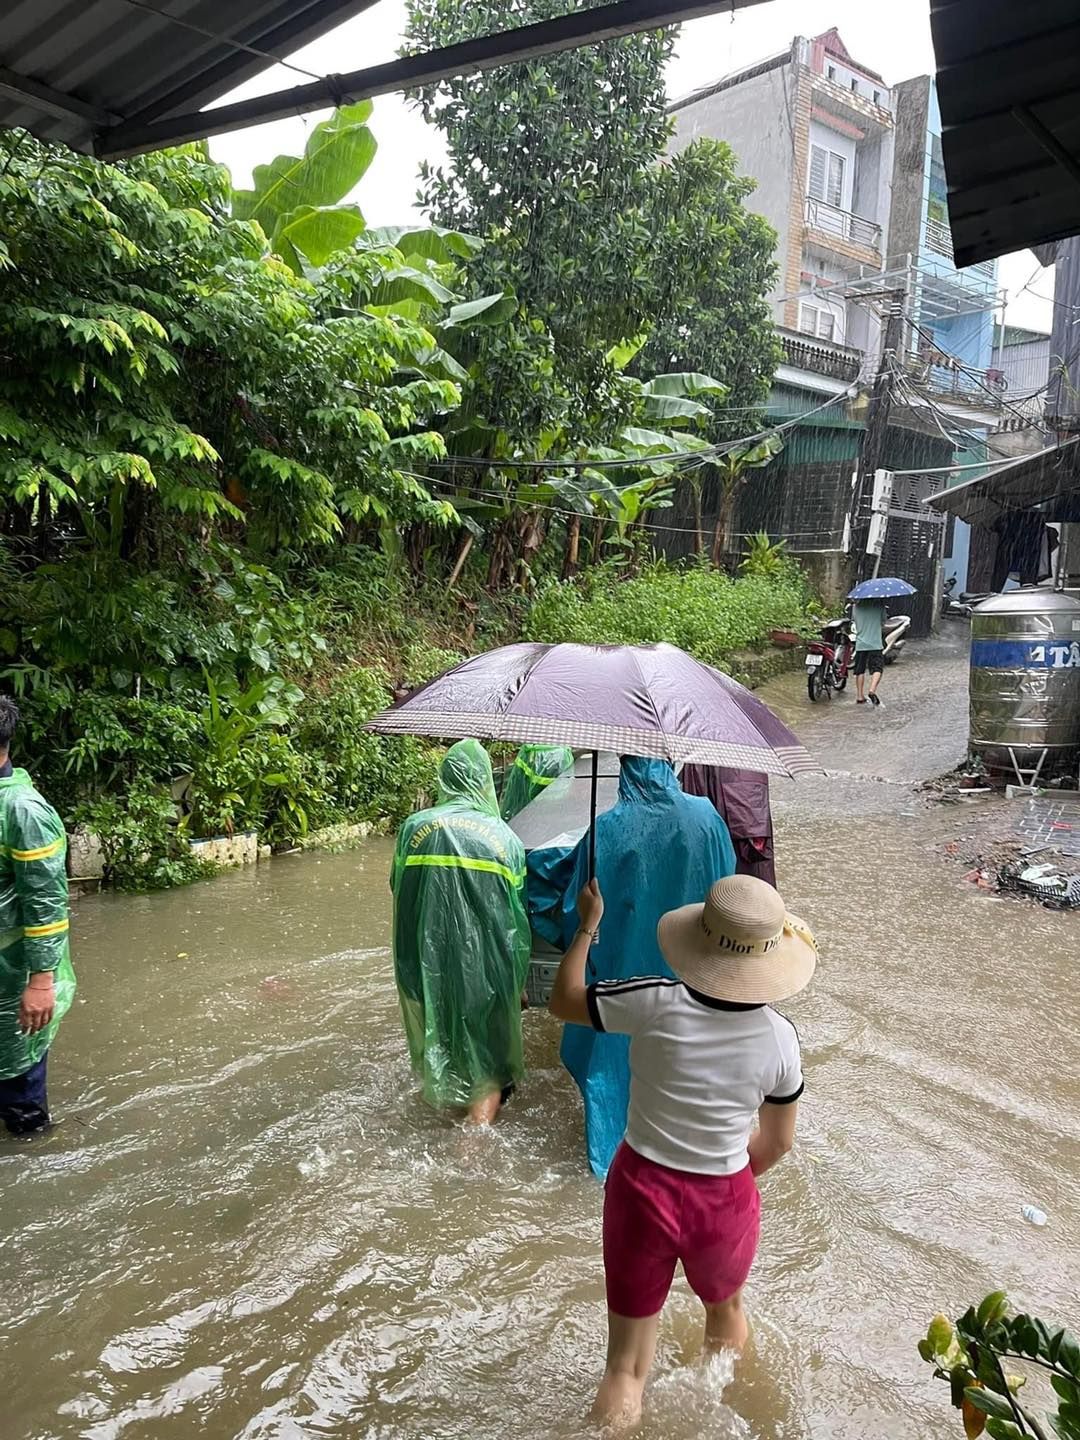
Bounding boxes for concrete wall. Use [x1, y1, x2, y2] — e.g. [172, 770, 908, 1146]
[888, 75, 931, 261]
[669, 60, 797, 310]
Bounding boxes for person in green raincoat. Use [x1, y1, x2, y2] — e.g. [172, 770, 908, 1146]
[392, 739, 531, 1125]
[0, 698, 75, 1136]
[500, 744, 575, 821]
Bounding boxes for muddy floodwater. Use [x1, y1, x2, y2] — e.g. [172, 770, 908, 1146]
[4, 633, 1080, 1440]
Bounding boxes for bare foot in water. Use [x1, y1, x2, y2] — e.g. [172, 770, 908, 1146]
[464, 1091, 501, 1126]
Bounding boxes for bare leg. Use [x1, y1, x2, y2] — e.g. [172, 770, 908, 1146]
[465, 1090, 501, 1126]
[855, 670, 865, 701]
[592, 1310, 662, 1429]
[703, 1290, 749, 1355]
[868, 667, 882, 697]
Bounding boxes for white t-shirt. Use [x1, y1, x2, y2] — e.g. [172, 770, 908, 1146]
[587, 978, 803, 1176]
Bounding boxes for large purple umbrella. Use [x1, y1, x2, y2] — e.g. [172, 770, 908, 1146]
[368, 641, 816, 776]
[369, 642, 817, 875]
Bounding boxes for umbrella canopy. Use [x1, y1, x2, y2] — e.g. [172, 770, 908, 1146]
[848, 577, 917, 601]
[368, 642, 819, 778]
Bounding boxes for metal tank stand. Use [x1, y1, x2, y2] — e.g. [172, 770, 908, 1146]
[1006, 746, 1049, 789]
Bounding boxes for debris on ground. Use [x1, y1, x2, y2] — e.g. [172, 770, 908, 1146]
[998, 862, 1080, 909]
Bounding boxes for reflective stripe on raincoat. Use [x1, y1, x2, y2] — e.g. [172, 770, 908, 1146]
[551, 757, 737, 1178]
[0, 769, 76, 1080]
[500, 745, 575, 821]
[391, 739, 531, 1108]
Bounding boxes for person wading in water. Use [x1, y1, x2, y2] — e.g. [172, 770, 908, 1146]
[391, 740, 531, 1125]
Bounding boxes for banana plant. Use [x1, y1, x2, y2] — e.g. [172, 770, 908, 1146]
[231, 102, 377, 274]
[711, 433, 783, 566]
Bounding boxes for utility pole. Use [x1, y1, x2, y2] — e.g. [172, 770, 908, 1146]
[850, 287, 906, 581]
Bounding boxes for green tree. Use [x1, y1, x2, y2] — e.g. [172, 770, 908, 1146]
[0, 130, 459, 564]
[637, 137, 782, 424]
[406, 0, 674, 400]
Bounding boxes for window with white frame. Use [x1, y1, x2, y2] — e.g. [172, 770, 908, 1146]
[808, 143, 847, 209]
[798, 300, 843, 344]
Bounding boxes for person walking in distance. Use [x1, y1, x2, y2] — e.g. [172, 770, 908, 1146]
[550, 873, 816, 1429]
[853, 598, 886, 707]
[0, 697, 76, 1138]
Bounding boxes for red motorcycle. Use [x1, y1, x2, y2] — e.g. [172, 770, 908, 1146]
[805, 614, 854, 702]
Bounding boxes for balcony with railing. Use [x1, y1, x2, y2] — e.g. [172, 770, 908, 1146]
[804, 196, 882, 255]
[778, 326, 863, 383]
[903, 353, 1005, 411]
[923, 216, 997, 284]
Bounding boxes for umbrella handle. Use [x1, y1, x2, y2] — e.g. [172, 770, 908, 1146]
[587, 750, 601, 955]
[588, 750, 598, 880]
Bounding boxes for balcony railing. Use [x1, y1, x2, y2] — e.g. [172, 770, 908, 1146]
[924, 216, 996, 280]
[804, 196, 882, 251]
[904, 354, 1005, 409]
[779, 327, 863, 383]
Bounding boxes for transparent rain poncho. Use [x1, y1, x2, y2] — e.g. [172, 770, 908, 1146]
[500, 744, 575, 821]
[0, 770, 76, 1080]
[391, 740, 531, 1108]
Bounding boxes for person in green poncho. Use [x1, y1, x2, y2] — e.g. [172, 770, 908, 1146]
[392, 739, 531, 1125]
[0, 697, 75, 1137]
[500, 743, 575, 821]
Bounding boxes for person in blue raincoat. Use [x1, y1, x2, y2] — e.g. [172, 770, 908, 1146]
[546, 756, 737, 1178]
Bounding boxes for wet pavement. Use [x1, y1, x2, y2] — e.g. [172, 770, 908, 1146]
[3, 625, 1079, 1440]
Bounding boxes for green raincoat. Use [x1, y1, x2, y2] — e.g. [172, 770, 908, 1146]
[500, 744, 575, 821]
[391, 740, 531, 1108]
[0, 769, 75, 1080]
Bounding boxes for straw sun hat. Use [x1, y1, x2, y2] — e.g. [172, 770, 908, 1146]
[658, 874, 817, 1005]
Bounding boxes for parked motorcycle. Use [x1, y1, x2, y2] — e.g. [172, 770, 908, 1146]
[941, 575, 992, 619]
[882, 613, 911, 664]
[805, 614, 854, 701]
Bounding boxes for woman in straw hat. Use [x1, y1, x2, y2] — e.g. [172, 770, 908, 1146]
[550, 872, 816, 1429]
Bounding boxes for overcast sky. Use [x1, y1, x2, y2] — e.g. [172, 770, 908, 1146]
[209, 0, 1054, 334]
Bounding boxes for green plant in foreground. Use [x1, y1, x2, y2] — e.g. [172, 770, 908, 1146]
[920, 1293, 1080, 1439]
[74, 780, 213, 892]
[739, 532, 788, 579]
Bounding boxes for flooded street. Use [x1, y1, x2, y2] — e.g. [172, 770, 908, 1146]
[4, 630, 1079, 1440]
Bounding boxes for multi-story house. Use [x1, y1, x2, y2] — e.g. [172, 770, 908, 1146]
[666, 30, 1002, 617]
[669, 28, 896, 407]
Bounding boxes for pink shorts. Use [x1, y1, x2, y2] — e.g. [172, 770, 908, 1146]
[603, 1142, 761, 1318]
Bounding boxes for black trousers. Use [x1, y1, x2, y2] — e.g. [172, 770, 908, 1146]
[0, 1053, 50, 1135]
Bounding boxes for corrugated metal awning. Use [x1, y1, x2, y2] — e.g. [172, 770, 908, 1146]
[931, 0, 1080, 266]
[0, 0, 770, 159]
[925, 439, 1080, 525]
[0, 0, 378, 154]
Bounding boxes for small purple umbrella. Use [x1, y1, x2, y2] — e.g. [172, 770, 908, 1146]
[368, 642, 819, 872]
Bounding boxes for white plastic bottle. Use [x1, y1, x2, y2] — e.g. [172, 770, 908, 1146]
[1021, 1204, 1048, 1227]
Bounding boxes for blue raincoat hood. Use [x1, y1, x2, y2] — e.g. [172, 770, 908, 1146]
[615, 755, 678, 804]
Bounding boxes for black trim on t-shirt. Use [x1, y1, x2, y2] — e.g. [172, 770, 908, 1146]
[683, 984, 765, 1012]
[764, 1081, 804, 1105]
[585, 984, 605, 1033]
[587, 976, 679, 1031]
[594, 976, 680, 995]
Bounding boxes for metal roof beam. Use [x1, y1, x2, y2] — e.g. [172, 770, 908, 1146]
[0, 63, 117, 127]
[95, 0, 771, 158]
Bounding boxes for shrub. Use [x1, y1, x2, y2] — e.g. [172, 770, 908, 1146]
[73, 779, 214, 892]
[297, 666, 439, 831]
[526, 558, 816, 669]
